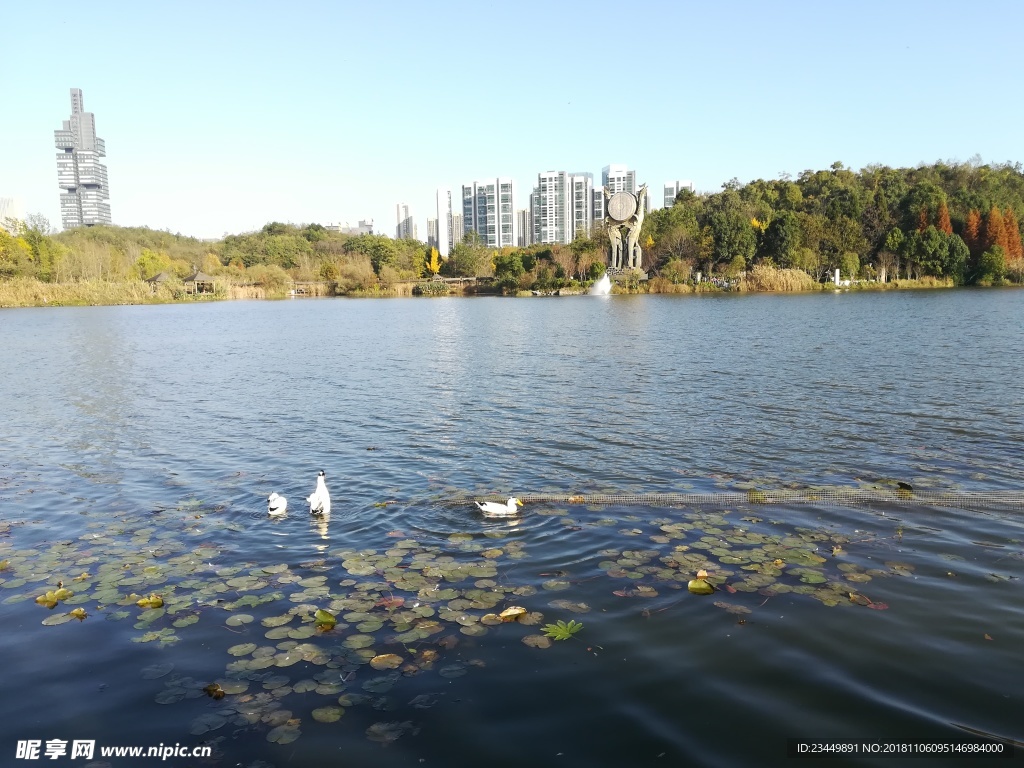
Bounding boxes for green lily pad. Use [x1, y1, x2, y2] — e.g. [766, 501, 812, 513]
[225, 613, 254, 626]
[266, 724, 301, 744]
[140, 663, 175, 679]
[312, 706, 345, 723]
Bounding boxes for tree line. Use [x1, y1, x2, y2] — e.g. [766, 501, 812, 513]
[2, 160, 1022, 293]
[640, 159, 1024, 285]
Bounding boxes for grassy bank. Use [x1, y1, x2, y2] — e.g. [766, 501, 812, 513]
[0, 277, 227, 308]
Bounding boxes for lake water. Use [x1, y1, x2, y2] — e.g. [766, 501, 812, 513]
[1, 290, 1022, 767]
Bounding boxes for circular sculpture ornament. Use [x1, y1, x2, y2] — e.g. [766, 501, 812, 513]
[607, 191, 637, 222]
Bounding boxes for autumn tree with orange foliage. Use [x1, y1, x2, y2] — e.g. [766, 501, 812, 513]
[936, 200, 953, 235]
[917, 207, 929, 232]
[983, 207, 1009, 252]
[1003, 208, 1023, 260]
[963, 209, 983, 257]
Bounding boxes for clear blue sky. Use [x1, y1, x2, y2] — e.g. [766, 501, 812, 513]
[4, 0, 1023, 240]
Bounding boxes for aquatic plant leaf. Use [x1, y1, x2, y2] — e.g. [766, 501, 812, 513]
[203, 683, 225, 700]
[225, 613, 254, 626]
[190, 713, 227, 734]
[136, 594, 163, 609]
[541, 580, 571, 591]
[480, 613, 502, 626]
[542, 619, 583, 640]
[713, 601, 752, 615]
[370, 654, 403, 670]
[521, 634, 552, 649]
[154, 689, 186, 704]
[41, 612, 76, 626]
[687, 578, 715, 595]
[518, 611, 544, 626]
[35, 592, 59, 609]
[498, 606, 527, 622]
[366, 720, 419, 744]
[344, 634, 374, 649]
[266, 724, 301, 744]
[363, 673, 399, 692]
[312, 706, 345, 722]
[409, 693, 443, 709]
[459, 623, 487, 636]
[438, 663, 467, 678]
[140, 663, 175, 679]
[217, 680, 249, 694]
[313, 609, 336, 629]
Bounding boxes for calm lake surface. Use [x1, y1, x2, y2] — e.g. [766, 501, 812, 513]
[1, 290, 1022, 767]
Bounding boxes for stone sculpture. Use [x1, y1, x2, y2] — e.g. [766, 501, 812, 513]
[604, 185, 647, 270]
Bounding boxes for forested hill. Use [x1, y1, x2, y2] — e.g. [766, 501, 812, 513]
[641, 160, 1024, 284]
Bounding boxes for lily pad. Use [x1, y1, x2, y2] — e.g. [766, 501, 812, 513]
[312, 706, 345, 723]
[225, 613, 254, 626]
[140, 663, 175, 679]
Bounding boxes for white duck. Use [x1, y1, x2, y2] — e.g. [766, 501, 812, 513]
[475, 497, 523, 517]
[267, 492, 288, 515]
[306, 470, 331, 515]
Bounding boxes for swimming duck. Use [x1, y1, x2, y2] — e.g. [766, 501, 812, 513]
[306, 470, 331, 515]
[475, 497, 523, 517]
[267, 492, 287, 515]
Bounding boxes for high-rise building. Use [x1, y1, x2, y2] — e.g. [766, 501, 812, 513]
[530, 171, 570, 245]
[570, 173, 594, 240]
[426, 218, 438, 250]
[54, 88, 111, 229]
[592, 188, 605, 228]
[395, 203, 416, 240]
[602, 164, 636, 195]
[451, 213, 463, 246]
[460, 178, 517, 248]
[516, 209, 530, 247]
[663, 180, 695, 207]
[435, 188, 453, 257]
[528, 171, 593, 245]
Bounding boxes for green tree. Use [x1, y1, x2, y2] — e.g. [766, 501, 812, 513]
[759, 211, 802, 267]
[976, 245, 1007, 283]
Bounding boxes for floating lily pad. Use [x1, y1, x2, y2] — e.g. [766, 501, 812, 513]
[266, 724, 301, 744]
[370, 654, 403, 670]
[541, 580, 571, 591]
[140, 663, 175, 679]
[438, 663, 467, 678]
[521, 634, 552, 649]
[366, 720, 419, 744]
[312, 706, 345, 723]
[225, 613, 254, 626]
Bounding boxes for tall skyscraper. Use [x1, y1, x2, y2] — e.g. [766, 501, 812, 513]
[395, 203, 416, 240]
[54, 88, 111, 229]
[460, 178, 517, 248]
[663, 180, 695, 207]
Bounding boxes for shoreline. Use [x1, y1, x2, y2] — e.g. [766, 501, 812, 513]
[0, 275, 1002, 309]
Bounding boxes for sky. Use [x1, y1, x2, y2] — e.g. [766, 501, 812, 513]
[3, 0, 1024, 241]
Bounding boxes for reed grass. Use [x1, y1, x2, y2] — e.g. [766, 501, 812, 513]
[739, 265, 818, 292]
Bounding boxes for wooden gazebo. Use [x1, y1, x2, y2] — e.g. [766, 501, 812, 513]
[145, 272, 173, 292]
[184, 270, 216, 294]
